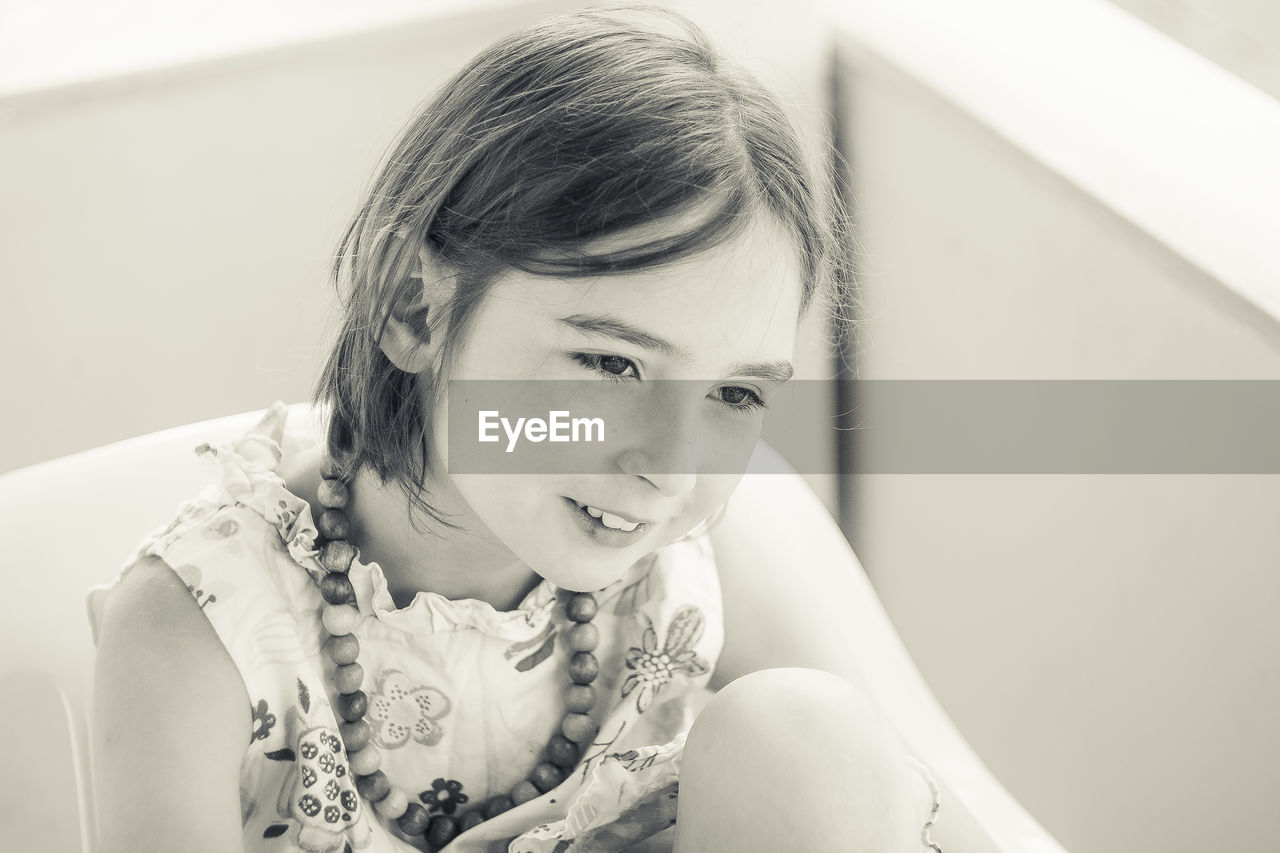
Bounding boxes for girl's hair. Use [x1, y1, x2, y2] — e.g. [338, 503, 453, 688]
[316, 4, 850, 521]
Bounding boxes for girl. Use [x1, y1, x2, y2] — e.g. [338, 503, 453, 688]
[89, 6, 997, 852]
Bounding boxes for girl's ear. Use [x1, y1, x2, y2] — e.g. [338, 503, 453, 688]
[379, 309, 434, 373]
[378, 244, 448, 374]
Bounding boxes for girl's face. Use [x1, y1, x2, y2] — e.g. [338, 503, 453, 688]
[431, 216, 805, 592]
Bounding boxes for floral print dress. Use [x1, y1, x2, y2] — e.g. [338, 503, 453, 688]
[87, 403, 723, 853]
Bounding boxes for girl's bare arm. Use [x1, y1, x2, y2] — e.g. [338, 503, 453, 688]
[93, 555, 250, 852]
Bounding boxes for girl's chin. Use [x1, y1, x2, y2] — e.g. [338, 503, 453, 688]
[537, 564, 631, 594]
[524, 548, 638, 594]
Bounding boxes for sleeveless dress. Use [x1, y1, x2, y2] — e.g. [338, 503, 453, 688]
[87, 402, 723, 853]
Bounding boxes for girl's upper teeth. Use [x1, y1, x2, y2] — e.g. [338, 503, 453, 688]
[580, 502, 641, 532]
[600, 511, 639, 532]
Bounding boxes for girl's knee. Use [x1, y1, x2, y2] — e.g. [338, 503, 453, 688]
[688, 667, 889, 759]
[678, 669, 931, 851]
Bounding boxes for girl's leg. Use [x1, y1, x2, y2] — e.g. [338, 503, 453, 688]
[672, 667, 938, 853]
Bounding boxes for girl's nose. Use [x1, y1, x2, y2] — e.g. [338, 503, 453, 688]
[616, 446, 698, 497]
[613, 390, 700, 497]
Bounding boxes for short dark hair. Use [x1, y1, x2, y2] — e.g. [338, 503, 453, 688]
[316, 4, 848, 521]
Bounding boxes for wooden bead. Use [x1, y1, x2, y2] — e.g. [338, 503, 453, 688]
[322, 603, 360, 636]
[561, 713, 598, 744]
[320, 572, 355, 605]
[511, 780, 540, 805]
[482, 795, 514, 819]
[319, 455, 342, 479]
[568, 652, 598, 684]
[374, 786, 409, 819]
[321, 604, 360, 636]
[317, 508, 352, 540]
[324, 633, 359, 665]
[334, 663, 364, 694]
[319, 539, 356, 574]
[529, 762, 563, 793]
[355, 770, 390, 801]
[563, 684, 596, 714]
[336, 690, 368, 722]
[545, 734, 580, 769]
[339, 719, 371, 753]
[458, 810, 484, 833]
[317, 478, 350, 509]
[566, 593, 597, 622]
[398, 802, 430, 836]
[349, 744, 381, 775]
[566, 622, 599, 652]
[426, 815, 459, 849]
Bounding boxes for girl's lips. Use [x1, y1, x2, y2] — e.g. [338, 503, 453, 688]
[562, 497, 651, 547]
[569, 499, 650, 526]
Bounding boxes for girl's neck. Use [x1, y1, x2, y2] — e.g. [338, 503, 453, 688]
[348, 466, 543, 611]
[287, 447, 541, 612]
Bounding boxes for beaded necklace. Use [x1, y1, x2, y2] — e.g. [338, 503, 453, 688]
[311, 464, 601, 851]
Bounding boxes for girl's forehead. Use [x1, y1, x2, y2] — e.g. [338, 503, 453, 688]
[491, 219, 804, 356]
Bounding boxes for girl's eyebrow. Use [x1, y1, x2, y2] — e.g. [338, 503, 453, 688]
[558, 314, 683, 359]
[557, 313, 795, 382]
[728, 360, 794, 383]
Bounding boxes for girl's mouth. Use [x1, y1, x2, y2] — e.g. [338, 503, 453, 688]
[574, 500, 643, 531]
[562, 497, 651, 545]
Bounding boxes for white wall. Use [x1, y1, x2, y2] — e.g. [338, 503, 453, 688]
[837, 21, 1280, 853]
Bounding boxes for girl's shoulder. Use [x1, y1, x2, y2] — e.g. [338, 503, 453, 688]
[88, 402, 329, 662]
[144, 402, 326, 573]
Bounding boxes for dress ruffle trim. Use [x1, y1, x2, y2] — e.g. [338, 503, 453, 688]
[193, 402, 561, 641]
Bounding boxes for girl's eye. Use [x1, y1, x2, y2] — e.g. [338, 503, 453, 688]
[598, 355, 635, 376]
[572, 352, 640, 380]
[572, 353, 765, 413]
[713, 386, 767, 413]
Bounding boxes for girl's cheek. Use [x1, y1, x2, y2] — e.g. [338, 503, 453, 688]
[676, 488, 730, 535]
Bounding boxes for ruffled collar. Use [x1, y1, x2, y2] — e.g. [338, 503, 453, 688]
[349, 559, 560, 640]
[197, 402, 644, 642]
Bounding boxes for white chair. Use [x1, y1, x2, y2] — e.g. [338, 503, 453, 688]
[0, 404, 1066, 852]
